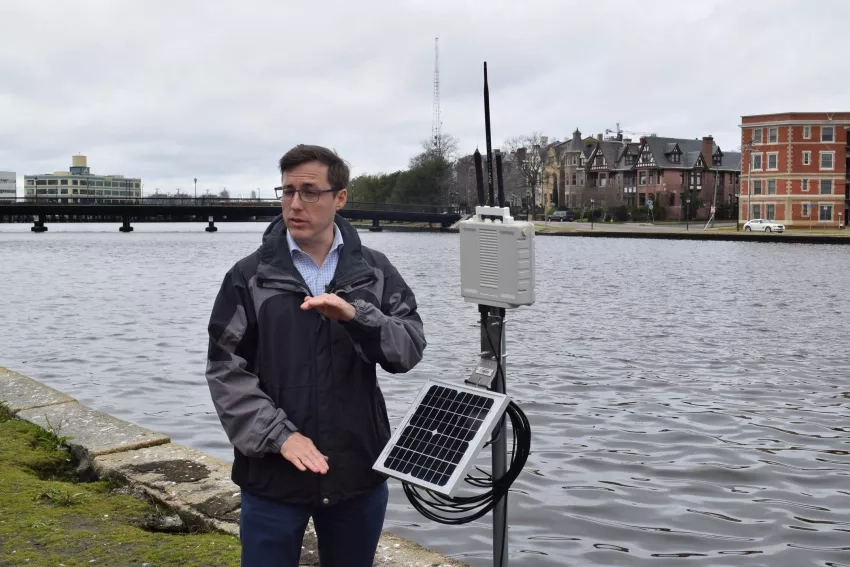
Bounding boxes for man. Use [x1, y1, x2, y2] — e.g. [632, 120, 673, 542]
[205, 144, 426, 567]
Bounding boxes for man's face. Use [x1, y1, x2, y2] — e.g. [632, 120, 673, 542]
[281, 161, 346, 244]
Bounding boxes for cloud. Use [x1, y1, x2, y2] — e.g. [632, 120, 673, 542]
[2, 0, 849, 195]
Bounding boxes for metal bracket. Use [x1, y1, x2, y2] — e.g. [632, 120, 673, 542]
[465, 353, 499, 389]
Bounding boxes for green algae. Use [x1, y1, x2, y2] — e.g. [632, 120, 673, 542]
[0, 404, 241, 566]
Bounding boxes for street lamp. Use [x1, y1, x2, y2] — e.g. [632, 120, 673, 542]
[590, 198, 595, 229]
[194, 177, 198, 201]
[686, 197, 691, 230]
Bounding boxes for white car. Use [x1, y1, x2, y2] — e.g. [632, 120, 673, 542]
[744, 218, 785, 232]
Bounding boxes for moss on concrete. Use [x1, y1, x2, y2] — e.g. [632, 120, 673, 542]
[0, 403, 241, 566]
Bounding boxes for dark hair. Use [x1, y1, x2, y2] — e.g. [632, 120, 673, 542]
[278, 144, 350, 190]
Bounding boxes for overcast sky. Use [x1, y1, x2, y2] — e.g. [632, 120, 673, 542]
[2, 0, 848, 197]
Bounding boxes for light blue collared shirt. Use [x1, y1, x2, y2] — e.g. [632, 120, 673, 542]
[286, 223, 345, 296]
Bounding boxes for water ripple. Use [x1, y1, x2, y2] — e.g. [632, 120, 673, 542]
[1, 223, 850, 566]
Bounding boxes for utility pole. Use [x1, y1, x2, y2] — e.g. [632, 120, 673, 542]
[194, 177, 197, 201]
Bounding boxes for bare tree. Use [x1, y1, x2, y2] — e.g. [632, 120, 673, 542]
[418, 133, 459, 164]
[503, 131, 546, 218]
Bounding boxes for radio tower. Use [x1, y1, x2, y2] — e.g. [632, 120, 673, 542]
[431, 36, 441, 153]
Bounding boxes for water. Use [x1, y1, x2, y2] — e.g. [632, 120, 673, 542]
[1, 222, 849, 567]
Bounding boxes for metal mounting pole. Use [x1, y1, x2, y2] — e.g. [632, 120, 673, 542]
[481, 305, 508, 566]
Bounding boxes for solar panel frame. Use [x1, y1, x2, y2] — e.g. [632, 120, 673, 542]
[373, 378, 510, 497]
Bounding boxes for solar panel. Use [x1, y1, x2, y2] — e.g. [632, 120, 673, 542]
[373, 378, 510, 496]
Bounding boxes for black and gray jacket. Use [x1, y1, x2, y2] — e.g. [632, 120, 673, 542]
[205, 214, 426, 506]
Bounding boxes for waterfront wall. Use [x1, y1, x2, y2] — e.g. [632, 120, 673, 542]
[0, 367, 465, 567]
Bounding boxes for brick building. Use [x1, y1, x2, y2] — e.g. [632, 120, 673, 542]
[540, 130, 595, 209]
[740, 112, 850, 228]
[584, 134, 740, 221]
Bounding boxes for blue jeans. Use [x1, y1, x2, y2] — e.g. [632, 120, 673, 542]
[239, 482, 389, 567]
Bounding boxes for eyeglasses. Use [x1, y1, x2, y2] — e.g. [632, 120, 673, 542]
[274, 186, 337, 203]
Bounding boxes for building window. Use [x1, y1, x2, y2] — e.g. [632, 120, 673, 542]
[753, 180, 762, 195]
[820, 152, 834, 170]
[60, 179, 68, 185]
[712, 154, 722, 166]
[822, 126, 834, 142]
[639, 171, 647, 185]
[802, 179, 809, 192]
[768, 127, 778, 143]
[689, 172, 702, 188]
[571, 173, 577, 185]
[820, 204, 833, 221]
[767, 180, 777, 195]
[803, 151, 811, 165]
[803, 125, 811, 139]
[767, 152, 778, 170]
[752, 128, 763, 144]
[820, 179, 832, 194]
[753, 204, 762, 218]
[766, 204, 775, 219]
[670, 152, 680, 164]
[752, 154, 762, 170]
[802, 203, 810, 217]
[648, 173, 654, 185]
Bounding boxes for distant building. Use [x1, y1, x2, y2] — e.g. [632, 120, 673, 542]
[740, 112, 849, 227]
[583, 133, 741, 221]
[0, 171, 15, 201]
[24, 155, 141, 203]
[541, 131, 596, 209]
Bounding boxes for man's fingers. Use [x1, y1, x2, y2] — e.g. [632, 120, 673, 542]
[291, 455, 307, 472]
[301, 451, 328, 474]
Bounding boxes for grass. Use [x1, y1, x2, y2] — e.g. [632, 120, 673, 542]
[0, 402, 241, 566]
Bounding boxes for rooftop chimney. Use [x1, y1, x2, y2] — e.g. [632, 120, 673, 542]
[702, 135, 714, 163]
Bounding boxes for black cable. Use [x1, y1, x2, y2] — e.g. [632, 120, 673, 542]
[400, 309, 531, 567]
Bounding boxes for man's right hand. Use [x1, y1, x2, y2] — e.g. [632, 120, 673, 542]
[280, 432, 329, 474]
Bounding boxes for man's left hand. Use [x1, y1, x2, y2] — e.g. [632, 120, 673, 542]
[301, 293, 356, 322]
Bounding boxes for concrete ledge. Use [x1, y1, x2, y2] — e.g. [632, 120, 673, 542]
[92, 442, 242, 536]
[0, 368, 467, 566]
[17, 401, 171, 458]
[0, 367, 76, 412]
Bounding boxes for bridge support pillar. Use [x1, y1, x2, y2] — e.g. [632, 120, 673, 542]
[119, 215, 134, 232]
[368, 218, 383, 232]
[31, 214, 47, 233]
[205, 216, 218, 232]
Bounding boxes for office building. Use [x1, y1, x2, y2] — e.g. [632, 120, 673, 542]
[0, 171, 15, 201]
[24, 155, 141, 203]
[740, 112, 849, 227]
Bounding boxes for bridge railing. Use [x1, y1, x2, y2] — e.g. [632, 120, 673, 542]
[0, 196, 472, 215]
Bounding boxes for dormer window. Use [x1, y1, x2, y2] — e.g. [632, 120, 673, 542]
[712, 154, 722, 166]
[670, 151, 680, 164]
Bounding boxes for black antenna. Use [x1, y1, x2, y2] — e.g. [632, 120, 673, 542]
[483, 62, 495, 206]
[495, 149, 505, 208]
[474, 148, 485, 206]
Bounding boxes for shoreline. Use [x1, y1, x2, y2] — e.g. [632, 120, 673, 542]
[0, 367, 466, 567]
[533, 228, 850, 244]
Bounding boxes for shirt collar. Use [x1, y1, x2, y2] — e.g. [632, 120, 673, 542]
[286, 222, 344, 258]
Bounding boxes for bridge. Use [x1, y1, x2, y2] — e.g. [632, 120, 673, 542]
[0, 197, 465, 232]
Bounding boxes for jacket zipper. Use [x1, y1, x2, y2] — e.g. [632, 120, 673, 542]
[328, 273, 375, 297]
